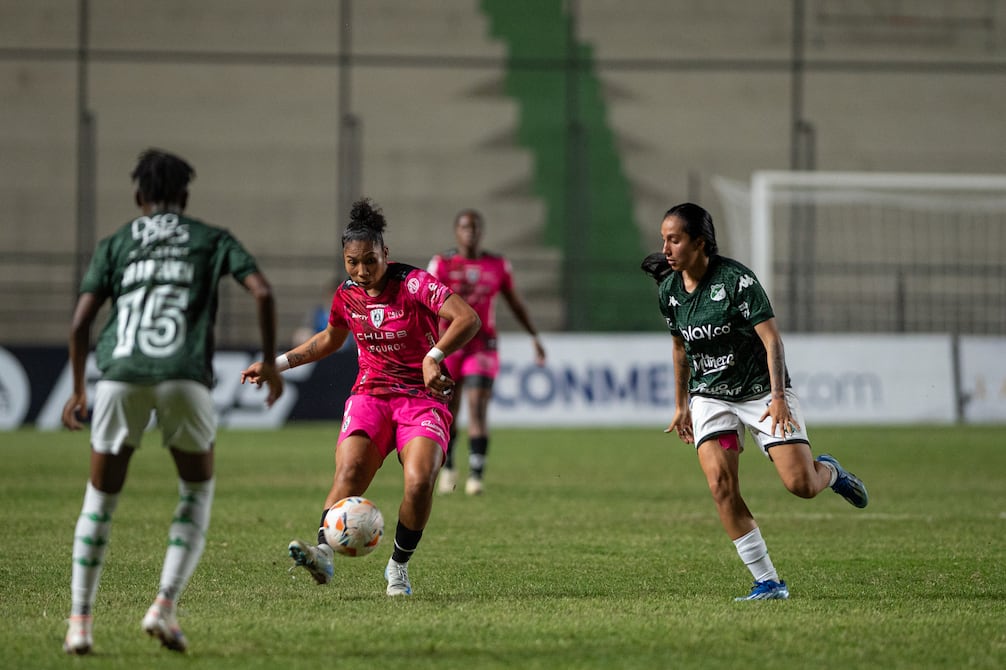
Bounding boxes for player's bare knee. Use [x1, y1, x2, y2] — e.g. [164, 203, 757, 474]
[706, 474, 741, 507]
[402, 471, 436, 501]
[335, 461, 373, 491]
[783, 472, 818, 499]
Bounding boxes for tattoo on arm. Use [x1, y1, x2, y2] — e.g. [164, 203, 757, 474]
[768, 342, 786, 396]
[289, 341, 317, 367]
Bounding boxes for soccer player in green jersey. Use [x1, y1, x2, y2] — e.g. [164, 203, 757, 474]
[60, 149, 284, 654]
[645, 202, 869, 601]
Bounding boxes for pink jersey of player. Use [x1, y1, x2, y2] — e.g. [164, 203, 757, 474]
[328, 263, 453, 401]
[426, 251, 513, 344]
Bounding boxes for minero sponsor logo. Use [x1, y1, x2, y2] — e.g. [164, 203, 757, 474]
[694, 352, 734, 374]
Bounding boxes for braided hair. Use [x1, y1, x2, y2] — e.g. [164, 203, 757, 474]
[130, 148, 195, 206]
[342, 198, 387, 248]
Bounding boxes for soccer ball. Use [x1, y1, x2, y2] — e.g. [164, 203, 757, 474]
[323, 497, 384, 557]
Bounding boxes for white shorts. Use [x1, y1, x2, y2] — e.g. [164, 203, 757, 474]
[90, 380, 217, 455]
[688, 389, 810, 458]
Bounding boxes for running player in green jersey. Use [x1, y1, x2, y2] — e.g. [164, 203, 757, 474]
[60, 149, 284, 654]
[645, 202, 869, 601]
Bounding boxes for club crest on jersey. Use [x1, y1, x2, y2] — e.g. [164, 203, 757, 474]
[710, 284, 726, 302]
[369, 307, 385, 328]
[407, 277, 421, 294]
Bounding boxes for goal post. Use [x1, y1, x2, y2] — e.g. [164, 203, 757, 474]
[716, 170, 1006, 334]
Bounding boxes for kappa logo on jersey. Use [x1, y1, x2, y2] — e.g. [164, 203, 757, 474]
[668, 296, 680, 307]
[709, 284, 726, 302]
[407, 277, 421, 294]
[370, 308, 385, 328]
[738, 274, 756, 290]
[428, 282, 449, 303]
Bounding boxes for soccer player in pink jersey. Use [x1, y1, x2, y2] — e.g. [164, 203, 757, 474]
[241, 198, 480, 596]
[427, 209, 546, 496]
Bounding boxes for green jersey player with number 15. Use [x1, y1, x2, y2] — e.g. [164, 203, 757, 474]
[644, 202, 869, 602]
[61, 149, 284, 655]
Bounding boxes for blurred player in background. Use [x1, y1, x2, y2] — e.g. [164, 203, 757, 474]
[241, 198, 479, 596]
[61, 149, 284, 654]
[645, 202, 869, 601]
[290, 276, 343, 347]
[427, 209, 546, 496]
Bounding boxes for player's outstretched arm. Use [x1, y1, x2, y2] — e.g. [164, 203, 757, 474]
[668, 335, 694, 443]
[242, 271, 283, 406]
[754, 318, 799, 437]
[240, 324, 349, 390]
[423, 294, 481, 392]
[500, 285, 545, 366]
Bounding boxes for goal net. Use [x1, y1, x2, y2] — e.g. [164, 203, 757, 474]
[713, 171, 1006, 334]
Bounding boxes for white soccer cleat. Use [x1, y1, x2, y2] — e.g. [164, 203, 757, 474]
[384, 558, 413, 596]
[288, 540, 335, 585]
[437, 468, 457, 494]
[465, 477, 484, 496]
[141, 598, 188, 652]
[63, 614, 93, 655]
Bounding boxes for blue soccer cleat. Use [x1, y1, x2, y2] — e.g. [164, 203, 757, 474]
[735, 579, 789, 601]
[816, 454, 869, 508]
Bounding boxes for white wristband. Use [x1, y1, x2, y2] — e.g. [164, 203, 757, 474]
[426, 347, 445, 363]
[275, 354, 290, 372]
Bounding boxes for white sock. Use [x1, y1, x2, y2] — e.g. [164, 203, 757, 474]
[821, 460, 839, 486]
[733, 527, 779, 583]
[156, 478, 214, 602]
[70, 482, 120, 616]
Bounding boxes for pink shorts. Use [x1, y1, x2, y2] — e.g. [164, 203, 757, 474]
[444, 345, 500, 381]
[338, 394, 453, 458]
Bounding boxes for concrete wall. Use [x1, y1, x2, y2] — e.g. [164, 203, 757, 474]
[2, 0, 1005, 344]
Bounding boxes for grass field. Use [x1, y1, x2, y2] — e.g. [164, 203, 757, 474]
[2, 424, 1004, 669]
